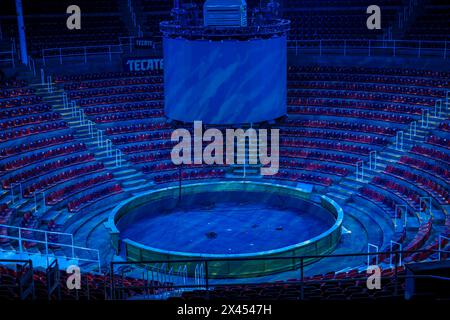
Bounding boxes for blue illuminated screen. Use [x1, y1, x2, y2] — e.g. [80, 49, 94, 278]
[164, 36, 287, 124]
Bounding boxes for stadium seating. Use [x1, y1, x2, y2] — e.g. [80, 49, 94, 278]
[1, 0, 449, 303]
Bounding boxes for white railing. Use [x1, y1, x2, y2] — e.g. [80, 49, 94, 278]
[389, 240, 403, 267]
[0, 40, 15, 67]
[42, 44, 125, 65]
[397, 0, 420, 29]
[438, 235, 450, 261]
[41, 34, 163, 65]
[288, 39, 449, 59]
[28, 57, 36, 76]
[0, 224, 101, 272]
[356, 160, 365, 182]
[62, 94, 124, 167]
[394, 205, 408, 229]
[127, 0, 143, 38]
[367, 243, 379, 266]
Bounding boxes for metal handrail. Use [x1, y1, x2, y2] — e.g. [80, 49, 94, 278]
[0, 224, 101, 271]
[109, 249, 449, 299]
[0, 40, 15, 67]
[289, 39, 449, 58]
[110, 248, 447, 265]
[42, 44, 125, 65]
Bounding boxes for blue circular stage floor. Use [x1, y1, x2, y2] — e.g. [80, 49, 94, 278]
[117, 200, 335, 255]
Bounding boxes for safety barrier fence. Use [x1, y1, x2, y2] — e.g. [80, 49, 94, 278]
[42, 44, 125, 66]
[2, 248, 448, 300]
[39, 38, 449, 67]
[288, 39, 449, 59]
[397, 0, 420, 30]
[0, 224, 101, 272]
[60, 92, 123, 167]
[0, 40, 15, 67]
[109, 248, 450, 300]
[127, 0, 144, 38]
[354, 92, 449, 184]
[0, 259, 34, 300]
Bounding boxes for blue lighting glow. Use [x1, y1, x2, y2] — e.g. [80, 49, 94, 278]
[164, 36, 287, 124]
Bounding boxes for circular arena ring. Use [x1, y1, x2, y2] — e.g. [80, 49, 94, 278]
[107, 181, 343, 278]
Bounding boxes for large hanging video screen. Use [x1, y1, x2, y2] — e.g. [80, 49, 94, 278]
[164, 36, 287, 124]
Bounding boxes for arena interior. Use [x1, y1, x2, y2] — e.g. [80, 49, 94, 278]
[0, 0, 449, 306]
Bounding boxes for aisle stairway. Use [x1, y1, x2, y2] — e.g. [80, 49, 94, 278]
[228, 132, 263, 178]
[31, 82, 155, 195]
[325, 109, 449, 226]
[325, 115, 443, 198]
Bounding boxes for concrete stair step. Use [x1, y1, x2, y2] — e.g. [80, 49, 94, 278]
[326, 192, 348, 201]
[115, 172, 143, 181]
[122, 179, 148, 188]
[232, 169, 260, 174]
[346, 203, 394, 248]
[226, 173, 263, 179]
[109, 168, 138, 176]
[18, 200, 38, 213]
[41, 209, 66, 224]
[123, 181, 155, 193]
[337, 180, 365, 190]
[431, 209, 446, 224]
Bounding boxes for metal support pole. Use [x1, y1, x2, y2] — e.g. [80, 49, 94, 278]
[97, 251, 101, 273]
[105, 140, 112, 157]
[367, 243, 379, 266]
[97, 130, 103, 147]
[47, 75, 52, 93]
[204, 261, 209, 291]
[300, 257, 304, 300]
[15, 0, 29, 65]
[45, 232, 49, 258]
[115, 150, 122, 167]
[356, 160, 364, 181]
[421, 109, 429, 128]
[409, 121, 417, 140]
[18, 228, 23, 253]
[438, 235, 450, 261]
[435, 100, 442, 117]
[369, 151, 377, 170]
[62, 93, 67, 109]
[420, 197, 432, 218]
[396, 131, 404, 150]
[395, 205, 408, 230]
[390, 241, 402, 267]
[40, 68, 45, 85]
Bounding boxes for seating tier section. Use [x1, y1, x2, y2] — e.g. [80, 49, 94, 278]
[0, 80, 122, 222]
[403, 0, 450, 41]
[57, 71, 227, 186]
[267, 66, 449, 188]
[0, 0, 129, 56]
